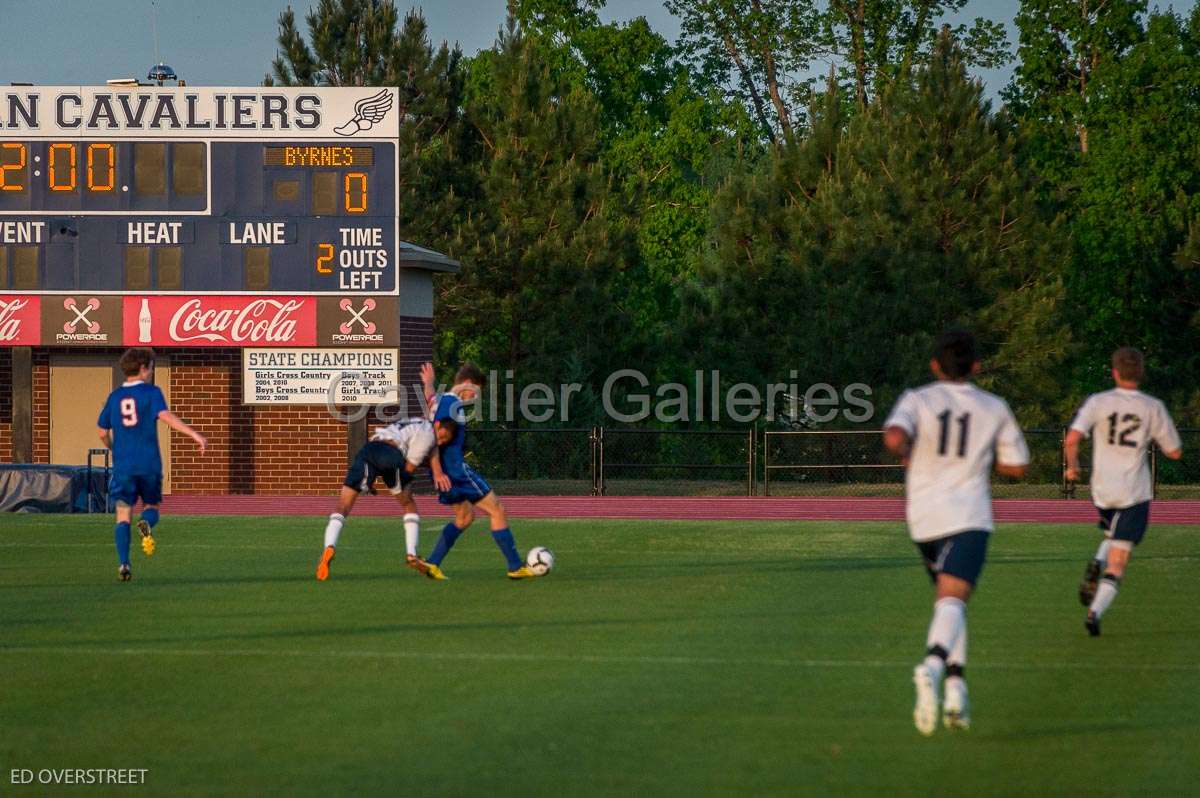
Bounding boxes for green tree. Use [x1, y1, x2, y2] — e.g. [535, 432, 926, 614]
[1004, 0, 1145, 163]
[1058, 7, 1200, 414]
[691, 32, 1069, 422]
[435, 17, 630, 400]
[265, 3, 471, 267]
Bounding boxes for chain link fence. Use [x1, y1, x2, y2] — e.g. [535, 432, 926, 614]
[454, 426, 1199, 499]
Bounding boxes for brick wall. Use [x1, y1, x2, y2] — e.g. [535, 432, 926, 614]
[0, 348, 10, 462]
[10, 317, 434, 494]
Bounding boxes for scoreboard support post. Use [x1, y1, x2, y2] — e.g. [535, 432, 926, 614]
[11, 346, 32, 463]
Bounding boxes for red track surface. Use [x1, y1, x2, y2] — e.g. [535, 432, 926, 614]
[158, 495, 1200, 524]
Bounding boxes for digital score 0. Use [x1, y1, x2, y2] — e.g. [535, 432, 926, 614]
[0, 87, 399, 296]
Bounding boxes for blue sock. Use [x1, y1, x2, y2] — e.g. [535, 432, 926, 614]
[428, 523, 462, 566]
[491, 528, 522, 571]
[141, 507, 160, 529]
[115, 522, 131, 565]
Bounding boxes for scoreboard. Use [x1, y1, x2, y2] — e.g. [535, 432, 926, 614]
[0, 87, 398, 296]
[0, 87, 405, 349]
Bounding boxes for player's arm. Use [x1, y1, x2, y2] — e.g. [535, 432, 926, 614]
[883, 426, 912, 462]
[97, 427, 112, 448]
[158, 410, 207, 454]
[995, 403, 1030, 479]
[1064, 396, 1096, 482]
[420, 362, 438, 410]
[1063, 428, 1085, 482]
[882, 390, 915, 464]
[1153, 404, 1183, 460]
[427, 446, 451, 492]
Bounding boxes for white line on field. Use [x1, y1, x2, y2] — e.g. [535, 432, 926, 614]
[0, 645, 1195, 672]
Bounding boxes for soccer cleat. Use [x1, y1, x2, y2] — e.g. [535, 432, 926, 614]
[424, 563, 448, 581]
[138, 519, 156, 556]
[406, 554, 431, 576]
[943, 683, 971, 730]
[1085, 611, 1101, 637]
[1079, 559, 1101, 606]
[118, 564, 132, 582]
[912, 664, 940, 736]
[316, 546, 336, 581]
[507, 565, 536, 580]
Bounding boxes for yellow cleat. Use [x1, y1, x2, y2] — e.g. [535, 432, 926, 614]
[424, 563, 448, 581]
[316, 546, 335, 581]
[507, 565, 536, 580]
[137, 519, 155, 557]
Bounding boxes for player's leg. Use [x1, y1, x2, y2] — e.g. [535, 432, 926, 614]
[1085, 503, 1148, 636]
[388, 475, 428, 574]
[1080, 509, 1115, 606]
[424, 501, 472, 580]
[912, 530, 987, 735]
[319, 449, 370, 581]
[109, 474, 136, 581]
[943, 622, 969, 730]
[472, 491, 534, 579]
[135, 474, 164, 557]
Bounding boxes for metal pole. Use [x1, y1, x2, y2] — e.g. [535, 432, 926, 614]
[1060, 427, 1069, 499]
[763, 431, 771, 497]
[598, 426, 606, 496]
[1151, 445, 1157, 499]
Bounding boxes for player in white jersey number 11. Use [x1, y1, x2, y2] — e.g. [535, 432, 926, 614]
[884, 330, 1029, 736]
[1064, 347, 1183, 637]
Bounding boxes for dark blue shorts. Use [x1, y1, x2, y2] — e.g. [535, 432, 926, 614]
[915, 529, 990, 587]
[344, 441, 413, 495]
[110, 473, 163, 507]
[1098, 501, 1150, 545]
[438, 466, 492, 506]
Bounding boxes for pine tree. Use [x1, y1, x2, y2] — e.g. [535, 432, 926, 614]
[436, 16, 629, 404]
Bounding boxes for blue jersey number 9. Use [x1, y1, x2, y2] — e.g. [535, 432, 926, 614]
[120, 397, 138, 427]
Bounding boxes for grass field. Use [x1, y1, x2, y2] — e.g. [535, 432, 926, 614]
[2, 515, 1198, 795]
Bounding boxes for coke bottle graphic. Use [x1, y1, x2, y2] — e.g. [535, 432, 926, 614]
[138, 299, 152, 343]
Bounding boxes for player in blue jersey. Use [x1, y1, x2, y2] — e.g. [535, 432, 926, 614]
[96, 348, 207, 581]
[420, 362, 536, 580]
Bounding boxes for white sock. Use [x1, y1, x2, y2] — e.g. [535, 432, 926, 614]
[924, 597, 966, 681]
[948, 620, 967, 670]
[1094, 538, 1111, 566]
[1089, 574, 1120, 618]
[324, 513, 345, 549]
[403, 513, 420, 557]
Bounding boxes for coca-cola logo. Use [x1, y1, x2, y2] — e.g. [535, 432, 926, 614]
[0, 298, 30, 341]
[168, 299, 304, 344]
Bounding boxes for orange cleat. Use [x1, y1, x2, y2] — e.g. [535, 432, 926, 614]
[316, 546, 336, 581]
[406, 554, 431, 576]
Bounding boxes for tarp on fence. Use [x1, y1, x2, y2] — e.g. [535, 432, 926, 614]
[0, 465, 108, 513]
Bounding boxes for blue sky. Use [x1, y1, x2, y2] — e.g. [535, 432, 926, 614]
[1, 0, 1022, 94]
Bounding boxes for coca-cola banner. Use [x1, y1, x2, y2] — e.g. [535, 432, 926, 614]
[122, 296, 317, 347]
[0, 296, 42, 346]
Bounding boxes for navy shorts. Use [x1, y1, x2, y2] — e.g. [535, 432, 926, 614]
[344, 441, 413, 495]
[438, 466, 492, 505]
[110, 473, 163, 507]
[1098, 501, 1150, 545]
[915, 529, 990, 587]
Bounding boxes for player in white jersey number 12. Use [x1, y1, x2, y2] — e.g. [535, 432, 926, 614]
[884, 330, 1029, 736]
[1064, 347, 1183, 637]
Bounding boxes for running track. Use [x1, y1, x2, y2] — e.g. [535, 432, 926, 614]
[157, 495, 1200, 525]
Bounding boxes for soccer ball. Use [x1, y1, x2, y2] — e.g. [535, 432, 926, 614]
[525, 546, 555, 576]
